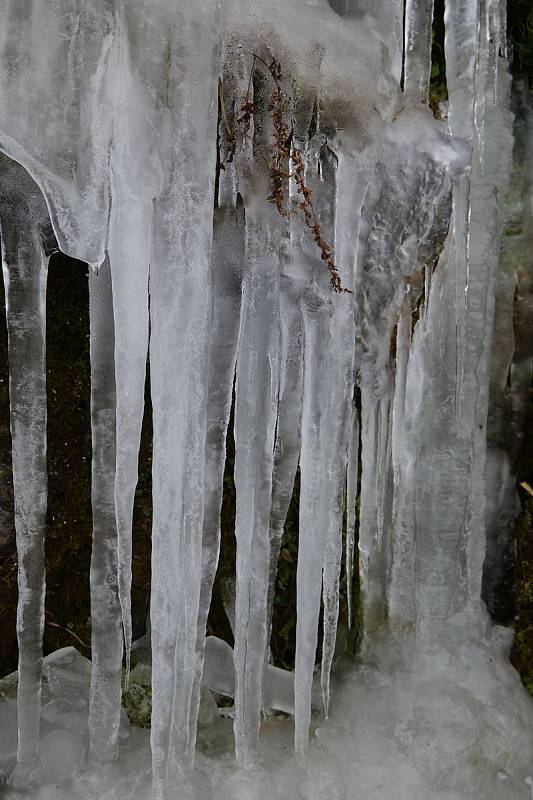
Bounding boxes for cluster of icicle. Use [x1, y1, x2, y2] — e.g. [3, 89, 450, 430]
[0, 0, 513, 797]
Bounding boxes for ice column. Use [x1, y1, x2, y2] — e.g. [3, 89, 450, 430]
[403, 0, 435, 102]
[410, 0, 513, 643]
[231, 65, 283, 766]
[346, 404, 360, 630]
[0, 157, 53, 785]
[149, 4, 220, 794]
[191, 56, 247, 743]
[295, 147, 364, 750]
[109, 193, 151, 681]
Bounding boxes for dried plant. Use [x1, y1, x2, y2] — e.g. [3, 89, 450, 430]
[219, 56, 351, 293]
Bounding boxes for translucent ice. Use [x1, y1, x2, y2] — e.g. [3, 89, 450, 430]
[0, 1, 530, 799]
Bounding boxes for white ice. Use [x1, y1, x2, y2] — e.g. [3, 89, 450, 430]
[0, 0, 531, 798]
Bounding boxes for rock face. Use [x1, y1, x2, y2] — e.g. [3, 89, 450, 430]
[0, 2, 531, 800]
[483, 81, 533, 623]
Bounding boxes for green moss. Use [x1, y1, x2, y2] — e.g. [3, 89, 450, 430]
[511, 501, 533, 697]
[122, 682, 152, 728]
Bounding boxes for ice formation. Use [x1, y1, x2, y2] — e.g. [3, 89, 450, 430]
[0, 1, 532, 799]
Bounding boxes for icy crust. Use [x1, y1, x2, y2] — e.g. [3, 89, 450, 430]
[2, 639, 533, 800]
[0, 0, 399, 268]
[222, 0, 400, 134]
[0, 1, 211, 265]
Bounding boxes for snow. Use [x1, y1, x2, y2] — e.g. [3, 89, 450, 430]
[2, 639, 533, 800]
[0, 0, 531, 798]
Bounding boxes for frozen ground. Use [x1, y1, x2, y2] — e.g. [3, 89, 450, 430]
[1, 633, 532, 800]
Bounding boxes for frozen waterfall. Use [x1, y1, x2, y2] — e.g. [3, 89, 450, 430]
[0, 1, 532, 799]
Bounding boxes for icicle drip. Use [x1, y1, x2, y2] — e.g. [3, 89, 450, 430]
[375, 375, 392, 547]
[357, 364, 390, 639]
[474, 3, 490, 169]
[451, 178, 472, 420]
[388, 304, 417, 630]
[88, 257, 123, 764]
[267, 285, 303, 646]
[346, 404, 360, 630]
[476, 0, 503, 165]
[232, 210, 281, 764]
[319, 155, 363, 720]
[263, 101, 315, 671]
[105, 10, 161, 682]
[423, 264, 432, 322]
[190, 50, 261, 744]
[263, 87, 322, 658]
[190, 55, 248, 735]
[444, 0, 480, 422]
[109, 194, 152, 684]
[444, 0, 481, 141]
[296, 308, 332, 745]
[232, 62, 284, 763]
[295, 148, 363, 748]
[0, 157, 52, 786]
[294, 138, 339, 751]
[149, 7, 220, 795]
[190, 205, 243, 731]
[403, 0, 435, 103]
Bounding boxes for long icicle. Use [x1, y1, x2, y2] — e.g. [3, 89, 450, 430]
[319, 155, 363, 720]
[189, 58, 247, 741]
[346, 402, 360, 630]
[295, 148, 362, 749]
[0, 157, 52, 786]
[232, 204, 282, 767]
[149, 7, 220, 794]
[403, 0, 435, 103]
[191, 199, 244, 745]
[230, 52, 285, 768]
[108, 192, 152, 685]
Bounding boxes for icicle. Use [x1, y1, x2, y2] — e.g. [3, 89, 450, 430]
[357, 365, 387, 641]
[388, 304, 417, 630]
[346, 404, 360, 630]
[232, 145, 283, 767]
[411, 0, 513, 645]
[0, 157, 52, 786]
[267, 286, 304, 645]
[320, 462, 347, 719]
[108, 193, 152, 685]
[375, 376, 392, 547]
[188, 54, 255, 740]
[264, 97, 312, 666]
[423, 264, 432, 322]
[189, 197, 245, 749]
[403, 0, 435, 103]
[444, 0, 480, 422]
[105, 12, 158, 683]
[296, 308, 331, 746]
[149, 6, 220, 795]
[295, 149, 363, 749]
[88, 256, 123, 764]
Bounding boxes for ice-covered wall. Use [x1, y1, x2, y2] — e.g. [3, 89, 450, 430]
[0, 1, 529, 799]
